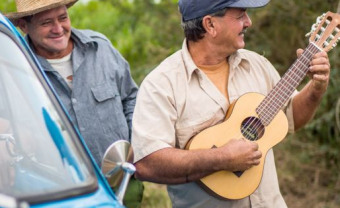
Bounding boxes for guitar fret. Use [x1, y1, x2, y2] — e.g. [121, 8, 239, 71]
[257, 43, 321, 125]
[303, 48, 315, 57]
[287, 73, 302, 87]
[300, 54, 312, 63]
[282, 76, 299, 89]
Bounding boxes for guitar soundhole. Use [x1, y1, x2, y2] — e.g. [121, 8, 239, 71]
[240, 117, 265, 141]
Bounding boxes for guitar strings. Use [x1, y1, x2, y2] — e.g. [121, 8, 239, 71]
[258, 47, 317, 119]
[235, 47, 316, 141]
[252, 20, 329, 137]
[256, 46, 319, 140]
[237, 41, 323, 141]
[238, 20, 328, 141]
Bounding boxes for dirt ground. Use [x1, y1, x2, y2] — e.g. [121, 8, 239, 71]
[275, 136, 340, 208]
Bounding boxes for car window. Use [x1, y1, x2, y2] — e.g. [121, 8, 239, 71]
[0, 27, 95, 202]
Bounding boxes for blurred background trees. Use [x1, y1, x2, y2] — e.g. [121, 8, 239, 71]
[69, 0, 183, 85]
[1, 0, 340, 207]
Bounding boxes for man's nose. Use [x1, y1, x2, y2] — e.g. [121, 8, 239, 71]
[51, 21, 63, 33]
[244, 13, 252, 28]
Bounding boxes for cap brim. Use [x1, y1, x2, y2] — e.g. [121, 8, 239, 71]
[228, 0, 270, 9]
[180, 0, 270, 22]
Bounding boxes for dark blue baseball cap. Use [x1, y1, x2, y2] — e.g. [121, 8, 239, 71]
[179, 0, 270, 21]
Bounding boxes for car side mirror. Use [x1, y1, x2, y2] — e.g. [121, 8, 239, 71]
[101, 140, 135, 205]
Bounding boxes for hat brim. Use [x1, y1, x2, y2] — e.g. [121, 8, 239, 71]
[180, 0, 270, 21]
[228, 0, 270, 9]
[5, 0, 78, 26]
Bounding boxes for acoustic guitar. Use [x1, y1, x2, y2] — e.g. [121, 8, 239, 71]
[186, 11, 340, 200]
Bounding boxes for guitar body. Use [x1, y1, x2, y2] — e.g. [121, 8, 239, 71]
[187, 92, 289, 200]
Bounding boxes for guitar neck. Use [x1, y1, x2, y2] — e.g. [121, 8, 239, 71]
[256, 42, 322, 126]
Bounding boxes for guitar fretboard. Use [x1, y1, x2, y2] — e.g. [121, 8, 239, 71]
[256, 43, 322, 126]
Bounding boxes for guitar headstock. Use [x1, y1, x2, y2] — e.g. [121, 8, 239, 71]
[306, 12, 340, 52]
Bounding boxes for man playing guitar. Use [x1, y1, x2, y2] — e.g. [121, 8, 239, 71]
[131, 0, 330, 207]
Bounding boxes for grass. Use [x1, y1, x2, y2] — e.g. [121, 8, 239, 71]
[141, 182, 171, 208]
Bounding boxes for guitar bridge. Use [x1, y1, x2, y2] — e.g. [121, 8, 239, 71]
[233, 171, 244, 178]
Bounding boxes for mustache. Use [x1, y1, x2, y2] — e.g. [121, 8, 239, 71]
[240, 27, 248, 35]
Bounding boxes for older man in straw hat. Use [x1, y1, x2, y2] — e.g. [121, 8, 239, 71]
[6, 0, 142, 207]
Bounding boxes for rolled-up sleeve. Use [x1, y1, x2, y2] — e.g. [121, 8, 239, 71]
[131, 72, 177, 163]
[283, 91, 298, 133]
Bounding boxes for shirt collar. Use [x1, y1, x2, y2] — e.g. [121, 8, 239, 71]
[181, 40, 251, 82]
[24, 36, 53, 72]
[71, 28, 97, 47]
[229, 49, 251, 72]
[181, 39, 198, 82]
[70, 28, 99, 51]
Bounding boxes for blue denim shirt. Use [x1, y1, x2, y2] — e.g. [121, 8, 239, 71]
[27, 28, 138, 166]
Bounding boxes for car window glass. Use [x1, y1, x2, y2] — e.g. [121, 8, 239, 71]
[0, 31, 93, 199]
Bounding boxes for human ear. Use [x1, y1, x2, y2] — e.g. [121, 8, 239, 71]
[202, 16, 217, 37]
[17, 19, 29, 34]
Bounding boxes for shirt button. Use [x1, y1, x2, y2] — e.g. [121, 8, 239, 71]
[80, 127, 85, 131]
[72, 98, 77, 104]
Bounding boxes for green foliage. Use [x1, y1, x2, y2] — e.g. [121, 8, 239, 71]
[0, 0, 15, 12]
[68, 0, 182, 85]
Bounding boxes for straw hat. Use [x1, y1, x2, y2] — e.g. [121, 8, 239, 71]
[5, 0, 78, 25]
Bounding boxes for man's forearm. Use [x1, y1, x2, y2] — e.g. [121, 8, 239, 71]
[134, 139, 262, 184]
[134, 148, 222, 184]
[292, 81, 324, 130]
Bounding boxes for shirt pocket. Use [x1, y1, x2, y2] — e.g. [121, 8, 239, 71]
[91, 82, 124, 124]
[91, 82, 118, 102]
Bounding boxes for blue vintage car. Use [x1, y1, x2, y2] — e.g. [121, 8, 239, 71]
[0, 12, 135, 208]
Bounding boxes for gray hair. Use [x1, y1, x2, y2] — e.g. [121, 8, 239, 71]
[181, 8, 228, 42]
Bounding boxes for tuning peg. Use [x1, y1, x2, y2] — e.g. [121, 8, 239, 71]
[305, 23, 318, 37]
[331, 42, 338, 50]
[316, 13, 326, 23]
[306, 13, 327, 37]
[316, 16, 322, 23]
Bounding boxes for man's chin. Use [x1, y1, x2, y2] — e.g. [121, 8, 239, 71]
[47, 43, 69, 52]
[42, 47, 69, 58]
[238, 41, 245, 49]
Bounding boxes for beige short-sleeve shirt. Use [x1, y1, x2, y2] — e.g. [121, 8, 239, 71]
[132, 40, 296, 208]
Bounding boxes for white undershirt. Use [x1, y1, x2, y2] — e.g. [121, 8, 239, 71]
[47, 53, 73, 89]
